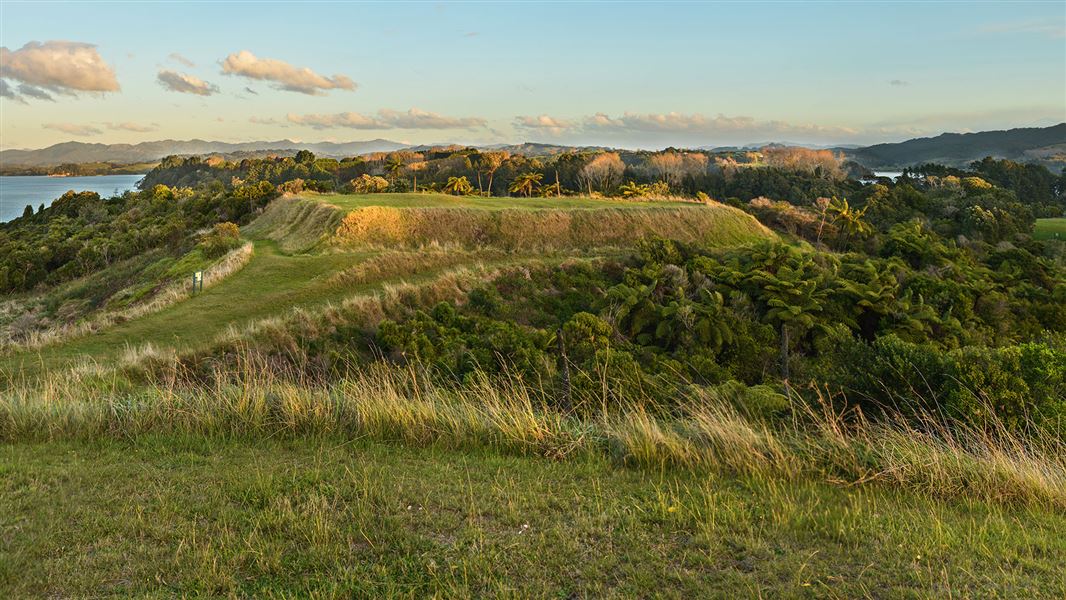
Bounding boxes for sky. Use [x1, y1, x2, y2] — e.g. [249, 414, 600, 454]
[1, 0, 1064, 150]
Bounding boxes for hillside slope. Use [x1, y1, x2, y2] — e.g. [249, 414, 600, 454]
[0, 139, 407, 166]
[1, 193, 772, 380]
[845, 123, 1066, 169]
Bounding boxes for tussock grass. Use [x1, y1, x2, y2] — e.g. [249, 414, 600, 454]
[4, 357, 1063, 509]
[243, 196, 345, 253]
[325, 246, 505, 288]
[333, 203, 772, 250]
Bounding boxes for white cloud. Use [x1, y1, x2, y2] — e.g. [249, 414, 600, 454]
[286, 108, 486, 130]
[513, 115, 576, 136]
[43, 122, 103, 136]
[221, 50, 355, 95]
[889, 79, 909, 87]
[157, 70, 219, 96]
[0, 41, 120, 101]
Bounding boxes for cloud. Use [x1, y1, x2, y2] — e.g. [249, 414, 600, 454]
[17, 84, 54, 101]
[0, 41, 119, 100]
[464, 32, 479, 37]
[889, 79, 909, 86]
[168, 52, 195, 67]
[581, 112, 859, 137]
[513, 115, 576, 136]
[157, 70, 219, 96]
[378, 108, 486, 129]
[286, 108, 486, 130]
[248, 116, 283, 125]
[43, 122, 103, 136]
[105, 121, 158, 132]
[0, 79, 23, 103]
[221, 50, 355, 95]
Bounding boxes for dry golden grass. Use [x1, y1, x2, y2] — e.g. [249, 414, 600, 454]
[4, 356, 1063, 509]
[332, 203, 772, 251]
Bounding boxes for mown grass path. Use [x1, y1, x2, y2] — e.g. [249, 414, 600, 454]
[0, 239, 530, 380]
[1035, 218, 1066, 240]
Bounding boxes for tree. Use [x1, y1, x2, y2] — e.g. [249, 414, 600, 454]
[443, 176, 474, 196]
[351, 174, 389, 194]
[509, 172, 543, 198]
[578, 152, 625, 195]
[828, 196, 871, 251]
[384, 155, 405, 182]
[750, 252, 828, 380]
[645, 151, 708, 188]
[479, 151, 508, 196]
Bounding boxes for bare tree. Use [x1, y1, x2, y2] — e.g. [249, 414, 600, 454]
[578, 152, 625, 195]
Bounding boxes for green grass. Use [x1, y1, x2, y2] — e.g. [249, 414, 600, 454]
[2, 435, 1063, 598]
[14, 191, 732, 378]
[1034, 218, 1066, 241]
[0, 241, 542, 379]
[308, 191, 695, 210]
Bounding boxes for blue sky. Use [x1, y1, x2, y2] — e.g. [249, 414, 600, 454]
[1, 1, 1064, 149]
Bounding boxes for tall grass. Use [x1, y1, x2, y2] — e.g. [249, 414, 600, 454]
[3, 355, 1063, 509]
[332, 204, 773, 250]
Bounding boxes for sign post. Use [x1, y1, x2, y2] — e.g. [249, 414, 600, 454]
[192, 271, 204, 294]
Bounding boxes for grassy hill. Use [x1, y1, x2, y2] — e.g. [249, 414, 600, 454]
[845, 123, 1066, 169]
[0, 193, 772, 380]
[3, 191, 1064, 597]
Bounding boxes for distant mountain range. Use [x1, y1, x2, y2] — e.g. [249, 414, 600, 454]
[0, 139, 407, 166]
[2, 124, 1064, 170]
[840, 124, 1066, 169]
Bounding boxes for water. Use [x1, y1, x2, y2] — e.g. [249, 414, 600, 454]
[0, 174, 144, 223]
[872, 171, 904, 180]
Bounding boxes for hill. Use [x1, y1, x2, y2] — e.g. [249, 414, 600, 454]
[843, 124, 1066, 169]
[0, 138, 407, 167]
[2, 154, 1065, 597]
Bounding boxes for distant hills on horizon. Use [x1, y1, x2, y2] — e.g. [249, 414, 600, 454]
[2, 124, 1063, 171]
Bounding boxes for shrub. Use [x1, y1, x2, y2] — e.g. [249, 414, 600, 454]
[200, 222, 241, 258]
[350, 174, 390, 194]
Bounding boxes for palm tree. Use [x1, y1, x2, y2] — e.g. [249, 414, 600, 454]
[508, 172, 543, 198]
[828, 197, 872, 251]
[751, 255, 828, 381]
[443, 176, 474, 196]
[384, 155, 404, 182]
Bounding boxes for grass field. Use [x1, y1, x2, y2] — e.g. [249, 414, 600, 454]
[3, 436, 1063, 598]
[1034, 218, 1066, 240]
